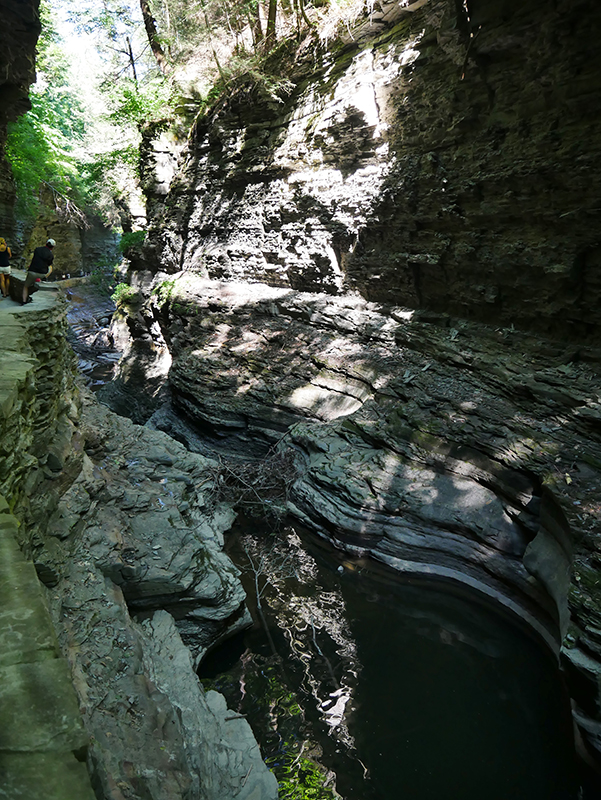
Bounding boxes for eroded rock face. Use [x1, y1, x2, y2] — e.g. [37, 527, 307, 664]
[111, 272, 601, 764]
[114, 0, 601, 775]
[38, 396, 277, 800]
[146, 0, 601, 342]
[0, 291, 277, 800]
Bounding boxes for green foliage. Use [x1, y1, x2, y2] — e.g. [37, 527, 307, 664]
[152, 278, 177, 303]
[106, 76, 173, 127]
[5, 0, 177, 227]
[118, 230, 146, 252]
[6, 0, 90, 220]
[213, 49, 295, 102]
[111, 282, 139, 305]
[64, 0, 138, 41]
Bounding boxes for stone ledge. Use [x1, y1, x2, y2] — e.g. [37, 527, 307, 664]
[0, 473, 94, 792]
[0, 659, 89, 753]
[0, 560, 60, 668]
[0, 752, 93, 800]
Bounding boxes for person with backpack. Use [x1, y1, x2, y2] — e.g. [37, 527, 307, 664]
[0, 237, 12, 298]
[22, 238, 55, 305]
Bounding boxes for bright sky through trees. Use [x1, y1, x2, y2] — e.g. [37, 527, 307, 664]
[6, 0, 370, 230]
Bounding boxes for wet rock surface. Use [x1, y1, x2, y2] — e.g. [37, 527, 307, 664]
[66, 284, 122, 390]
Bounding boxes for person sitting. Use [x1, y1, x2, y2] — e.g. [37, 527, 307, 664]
[0, 237, 12, 298]
[23, 238, 55, 305]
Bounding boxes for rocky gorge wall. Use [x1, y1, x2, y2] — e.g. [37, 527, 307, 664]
[107, 0, 601, 777]
[0, 0, 40, 244]
[0, 1, 281, 797]
[144, 0, 601, 343]
[111, 264, 601, 771]
[0, 288, 278, 799]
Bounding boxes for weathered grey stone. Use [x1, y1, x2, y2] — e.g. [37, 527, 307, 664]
[524, 528, 572, 637]
[115, 272, 601, 692]
[0, 561, 59, 667]
[141, 611, 278, 800]
[141, 0, 601, 344]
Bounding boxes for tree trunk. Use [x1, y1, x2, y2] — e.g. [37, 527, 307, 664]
[265, 0, 277, 49]
[251, 0, 263, 48]
[139, 0, 170, 74]
[126, 36, 138, 87]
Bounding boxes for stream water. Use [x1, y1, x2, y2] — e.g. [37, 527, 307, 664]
[66, 288, 581, 800]
[66, 285, 121, 390]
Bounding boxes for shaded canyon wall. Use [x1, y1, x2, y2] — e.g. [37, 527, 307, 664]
[0, 0, 40, 243]
[118, 0, 601, 774]
[145, 0, 601, 343]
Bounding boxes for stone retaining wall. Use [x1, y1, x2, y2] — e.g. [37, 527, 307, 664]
[0, 290, 95, 798]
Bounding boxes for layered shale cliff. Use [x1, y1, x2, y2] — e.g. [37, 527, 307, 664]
[0, 0, 39, 241]
[143, 0, 601, 341]
[105, 0, 601, 774]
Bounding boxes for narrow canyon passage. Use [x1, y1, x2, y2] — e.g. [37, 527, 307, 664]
[2, 0, 601, 795]
[64, 286, 583, 799]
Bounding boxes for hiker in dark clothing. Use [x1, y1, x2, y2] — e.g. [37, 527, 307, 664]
[0, 237, 12, 298]
[23, 238, 55, 305]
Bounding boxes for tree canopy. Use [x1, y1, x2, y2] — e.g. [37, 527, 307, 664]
[5, 0, 368, 230]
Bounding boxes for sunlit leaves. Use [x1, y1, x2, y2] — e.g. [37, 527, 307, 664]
[106, 76, 172, 126]
[62, 0, 139, 43]
[6, 89, 85, 219]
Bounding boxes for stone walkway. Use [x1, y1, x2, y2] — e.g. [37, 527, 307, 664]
[0, 281, 96, 799]
[0, 271, 59, 317]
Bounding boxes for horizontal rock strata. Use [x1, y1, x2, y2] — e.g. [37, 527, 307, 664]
[145, 0, 601, 342]
[0, 0, 40, 241]
[112, 273, 601, 762]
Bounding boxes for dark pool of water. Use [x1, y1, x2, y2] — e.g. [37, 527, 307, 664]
[338, 578, 575, 800]
[199, 527, 578, 800]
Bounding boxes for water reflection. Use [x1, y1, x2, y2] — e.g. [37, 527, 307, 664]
[200, 526, 577, 799]
[343, 576, 576, 800]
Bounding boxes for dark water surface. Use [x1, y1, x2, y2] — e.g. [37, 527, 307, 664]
[200, 527, 578, 800]
[340, 577, 575, 800]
